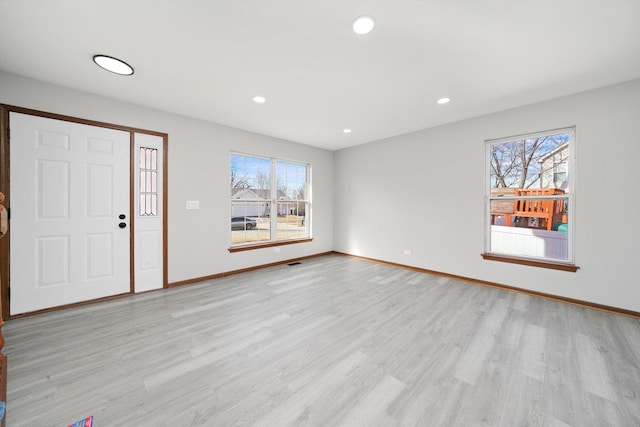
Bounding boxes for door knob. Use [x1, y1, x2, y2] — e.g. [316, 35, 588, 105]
[0, 192, 6, 238]
[118, 222, 126, 229]
[119, 214, 126, 219]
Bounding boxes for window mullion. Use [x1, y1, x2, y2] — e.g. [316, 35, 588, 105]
[489, 195, 569, 201]
[270, 158, 277, 241]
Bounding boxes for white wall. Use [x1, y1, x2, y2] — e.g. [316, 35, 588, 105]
[0, 71, 334, 284]
[334, 78, 640, 312]
[3, 70, 639, 313]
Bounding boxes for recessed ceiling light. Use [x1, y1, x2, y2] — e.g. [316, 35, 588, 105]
[343, 129, 352, 134]
[353, 16, 375, 35]
[93, 55, 134, 75]
[437, 97, 451, 105]
[253, 96, 266, 104]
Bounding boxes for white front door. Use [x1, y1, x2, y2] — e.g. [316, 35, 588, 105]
[10, 112, 131, 315]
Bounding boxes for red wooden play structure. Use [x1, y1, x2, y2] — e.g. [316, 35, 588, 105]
[491, 188, 566, 231]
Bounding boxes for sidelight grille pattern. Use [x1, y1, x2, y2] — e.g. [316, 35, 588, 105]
[139, 147, 158, 216]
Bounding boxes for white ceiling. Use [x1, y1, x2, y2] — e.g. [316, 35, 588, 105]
[1, 1, 640, 151]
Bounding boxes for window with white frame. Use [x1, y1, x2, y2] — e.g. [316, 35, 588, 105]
[230, 153, 310, 247]
[485, 128, 575, 267]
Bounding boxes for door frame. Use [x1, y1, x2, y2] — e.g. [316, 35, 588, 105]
[0, 104, 169, 319]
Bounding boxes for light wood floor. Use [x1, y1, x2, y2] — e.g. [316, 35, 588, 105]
[4, 254, 640, 426]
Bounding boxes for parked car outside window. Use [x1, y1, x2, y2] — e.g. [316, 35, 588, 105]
[231, 216, 257, 230]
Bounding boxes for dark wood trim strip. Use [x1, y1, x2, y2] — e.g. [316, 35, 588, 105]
[10, 250, 637, 320]
[481, 252, 579, 272]
[1, 104, 167, 137]
[0, 106, 11, 320]
[10, 252, 331, 317]
[228, 238, 313, 253]
[129, 132, 136, 294]
[333, 251, 640, 319]
[169, 251, 331, 287]
[8, 292, 132, 319]
[162, 134, 169, 289]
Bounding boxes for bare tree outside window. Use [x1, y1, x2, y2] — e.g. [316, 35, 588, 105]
[490, 134, 569, 189]
[230, 156, 249, 190]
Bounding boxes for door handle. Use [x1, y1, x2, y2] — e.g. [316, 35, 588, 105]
[0, 192, 7, 238]
[118, 214, 126, 229]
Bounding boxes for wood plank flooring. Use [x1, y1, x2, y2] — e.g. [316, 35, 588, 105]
[4, 254, 640, 426]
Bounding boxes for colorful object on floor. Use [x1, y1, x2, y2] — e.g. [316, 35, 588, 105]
[68, 415, 94, 427]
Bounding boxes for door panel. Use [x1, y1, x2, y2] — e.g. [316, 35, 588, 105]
[10, 112, 131, 315]
[134, 133, 164, 293]
[38, 235, 69, 286]
[38, 159, 70, 218]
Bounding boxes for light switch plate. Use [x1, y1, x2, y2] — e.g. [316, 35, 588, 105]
[186, 200, 200, 210]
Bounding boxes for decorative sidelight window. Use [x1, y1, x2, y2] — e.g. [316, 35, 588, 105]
[139, 147, 158, 216]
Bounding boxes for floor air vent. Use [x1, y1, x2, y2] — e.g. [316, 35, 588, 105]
[287, 262, 302, 266]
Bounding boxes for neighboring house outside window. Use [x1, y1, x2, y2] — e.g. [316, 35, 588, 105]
[538, 143, 570, 191]
[484, 128, 575, 269]
[230, 153, 310, 248]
